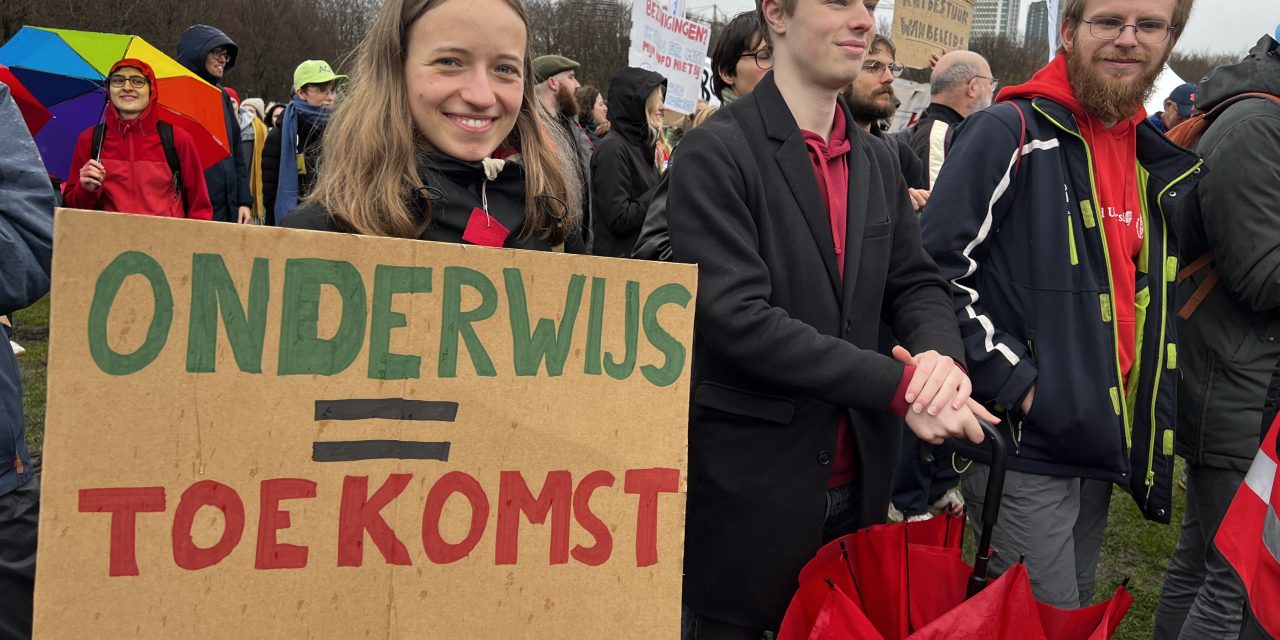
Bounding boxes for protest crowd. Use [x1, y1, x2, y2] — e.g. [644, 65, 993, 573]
[2, 0, 1280, 637]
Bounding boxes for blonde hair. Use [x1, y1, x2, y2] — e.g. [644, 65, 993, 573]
[690, 106, 719, 130]
[306, 0, 580, 244]
[645, 86, 664, 144]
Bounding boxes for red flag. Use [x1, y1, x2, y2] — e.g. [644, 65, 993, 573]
[1215, 413, 1280, 638]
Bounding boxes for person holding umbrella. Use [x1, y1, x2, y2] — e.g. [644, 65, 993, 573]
[62, 59, 213, 219]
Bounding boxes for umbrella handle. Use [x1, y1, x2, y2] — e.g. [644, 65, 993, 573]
[966, 419, 1007, 598]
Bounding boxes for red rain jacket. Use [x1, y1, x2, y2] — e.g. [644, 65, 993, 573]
[64, 59, 213, 219]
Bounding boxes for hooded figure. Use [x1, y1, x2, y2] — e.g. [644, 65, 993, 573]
[177, 25, 252, 222]
[589, 67, 666, 258]
[62, 59, 214, 219]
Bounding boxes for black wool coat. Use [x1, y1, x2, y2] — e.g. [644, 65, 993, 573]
[667, 72, 964, 629]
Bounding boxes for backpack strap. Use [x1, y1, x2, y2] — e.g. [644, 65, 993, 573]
[91, 123, 106, 161]
[1176, 251, 1219, 320]
[156, 121, 188, 215]
[1007, 101, 1029, 177]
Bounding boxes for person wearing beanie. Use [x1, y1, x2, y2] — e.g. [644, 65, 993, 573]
[262, 60, 347, 225]
[176, 24, 253, 223]
[237, 97, 269, 221]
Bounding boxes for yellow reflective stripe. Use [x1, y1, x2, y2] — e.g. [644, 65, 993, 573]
[1163, 430, 1175, 456]
[1167, 343, 1177, 369]
[1110, 387, 1122, 416]
[1081, 200, 1097, 228]
[1100, 293, 1112, 322]
[1166, 256, 1179, 283]
[1067, 215, 1079, 265]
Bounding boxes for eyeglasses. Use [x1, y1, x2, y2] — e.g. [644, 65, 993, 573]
[209, 47, 231, 61]
[1082, 17, 1175, 43]
[739, 47, 773, 71]
[972, 75, 999, 90]
[107, 75, 149, 89]
[863, 60, 905, 78]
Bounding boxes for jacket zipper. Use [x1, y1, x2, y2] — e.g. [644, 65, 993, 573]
[1033, 105, 1130, 449]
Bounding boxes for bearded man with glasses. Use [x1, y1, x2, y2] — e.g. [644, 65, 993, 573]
[919, 0, 1201, 611]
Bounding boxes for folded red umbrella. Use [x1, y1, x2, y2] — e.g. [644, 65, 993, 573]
[779, 423, 1133, 640]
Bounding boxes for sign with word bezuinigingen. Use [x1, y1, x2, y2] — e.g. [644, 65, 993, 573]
[893, 0, 977, 69]
[34, 209, 697, 638]
[628, 0, 712, 115]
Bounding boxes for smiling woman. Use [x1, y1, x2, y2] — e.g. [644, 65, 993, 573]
[282, 0, 585, 253]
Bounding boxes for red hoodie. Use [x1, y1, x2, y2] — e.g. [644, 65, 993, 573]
[64, 59, 214, 220]
[998, 54, 1146, 381]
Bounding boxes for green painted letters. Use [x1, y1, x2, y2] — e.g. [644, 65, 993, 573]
[186, 254, 269, 373]
[505, 269, 585, 376]
[640, 283, 691, 387]
[438, 267, 497, 377]
[583, 277, 606, 375]
[368, 265, 432, 380]
[277, 258, 367, 376]
[603, 281, 640, 380]
[87, 251, 173, 375]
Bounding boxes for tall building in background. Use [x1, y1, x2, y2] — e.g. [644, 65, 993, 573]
[971, 0, 1021, 38]
[1026, 0, 1049, 45]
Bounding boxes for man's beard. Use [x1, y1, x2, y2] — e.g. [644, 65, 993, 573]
[846, 86, 895, 125]
[557, 84, 579, 117]
[1067, 42, 1163, 123]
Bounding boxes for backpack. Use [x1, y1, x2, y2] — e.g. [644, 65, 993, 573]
[92, 120, 188, 215]
[1164, 92, 1280, 319]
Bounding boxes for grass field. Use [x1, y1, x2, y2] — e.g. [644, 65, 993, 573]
[10, 294, 1181, 639]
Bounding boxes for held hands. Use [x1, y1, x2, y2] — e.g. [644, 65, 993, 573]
[79, 159, 106, 192]
[892, 346, 1000, 445]
[908, 188, 931, 213]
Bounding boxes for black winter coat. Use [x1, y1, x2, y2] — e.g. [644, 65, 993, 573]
[1172, 35, 1280, 472]
[176, 25, 252, 222]
[282, 151, 585, 254]
[590, 68, 666, 258]
[669, 73, 964, 629]
[262, 115, 325, 226]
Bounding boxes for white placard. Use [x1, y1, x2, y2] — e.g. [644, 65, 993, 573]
[628, 0, 713, 115]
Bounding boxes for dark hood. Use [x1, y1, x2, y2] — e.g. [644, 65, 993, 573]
[1195, 34, 1280, 111]
[176, 24, 238, 85]
[605, 67, 666, 145]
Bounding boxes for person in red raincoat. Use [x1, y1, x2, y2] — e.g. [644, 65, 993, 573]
[63, 58, 213, 219]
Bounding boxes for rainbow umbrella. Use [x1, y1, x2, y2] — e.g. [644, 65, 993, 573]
[0, 26, 230, 181]
[0, 64, 52, 136]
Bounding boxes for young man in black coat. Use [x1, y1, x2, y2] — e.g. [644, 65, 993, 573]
[666, 0, 995, 635]
[177, 25, 253, 223]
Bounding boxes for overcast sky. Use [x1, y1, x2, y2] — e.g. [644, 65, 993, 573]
[698, 0, 1278, 56]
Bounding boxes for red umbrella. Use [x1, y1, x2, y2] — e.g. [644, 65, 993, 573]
[779, 423, 1134, 640]
[0, 64, 52, 135]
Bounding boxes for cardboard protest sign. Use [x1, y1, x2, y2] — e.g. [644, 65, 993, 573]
[35, 209, 697, 638]
[893, 0, 977, 69]
[628, 0, 712, 115]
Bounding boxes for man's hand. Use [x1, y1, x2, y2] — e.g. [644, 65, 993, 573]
[908, 188, 930, 213]
[893, 345, 1001, 424]
[79, 159, 106, 192]
[929, 49, 949, 69]
[905, 401, 987, 445]
[237, 206, 252, 224]
[1021, 384, 1035, 415]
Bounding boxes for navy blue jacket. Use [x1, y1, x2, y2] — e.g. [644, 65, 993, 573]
[176, 25, 252, 222]
[0, 82, 55, 496]
[920, 97, 1202, 523]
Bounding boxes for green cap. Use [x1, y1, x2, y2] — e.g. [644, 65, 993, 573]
[293, 60, 348, 90]
[532, 55, 580, 83]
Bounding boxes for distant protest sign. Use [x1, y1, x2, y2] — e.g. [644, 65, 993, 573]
[628, 0, 712, 115]
[893, 0, 977, 69]
[35, 209, 697, 638]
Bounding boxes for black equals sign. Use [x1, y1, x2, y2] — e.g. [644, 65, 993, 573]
[312, 398, 459, 463]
